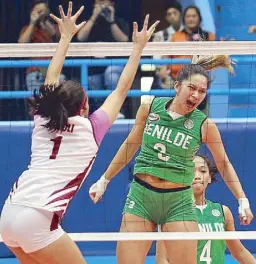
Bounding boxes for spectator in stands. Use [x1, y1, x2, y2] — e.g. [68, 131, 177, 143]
[153, 1, 183, 43]
[161, 6, 215, 114]
[18, 0, 64, 91]
[153, 1, 183, 89]
[77, 0, 129, 118]
[168, 5, 215, 80]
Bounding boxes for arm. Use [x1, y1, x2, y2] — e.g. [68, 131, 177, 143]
[77, 4, 102, 41]
[18, 24, 36, 43]
[44, 2, 86, 85]
[110, 23, 129, 42]
[104, 98, 151, 181]
[18, 10, 41, 43]
[224, 206, 256, 264]
[100, 15, 159, 124]
[202, 118, 253, 225]
[107, 7, 129, 42]
[89, 97, 152, 203]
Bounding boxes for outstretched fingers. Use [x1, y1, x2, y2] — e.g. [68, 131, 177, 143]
[77, 21, 86, 31]
[142, 14, 149, 31]
[132, 22, 138, 40]
[50, 13, 60, 23]
[73, 5, 85, 20]
[59, 5, 65, 19]
[148, 20, 160, 35]
[67, 1, 73, 17]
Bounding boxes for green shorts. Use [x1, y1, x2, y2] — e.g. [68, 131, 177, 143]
[123, 176, 197, 225]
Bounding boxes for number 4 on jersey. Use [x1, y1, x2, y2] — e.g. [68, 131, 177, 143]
[200, 240, 212, 264]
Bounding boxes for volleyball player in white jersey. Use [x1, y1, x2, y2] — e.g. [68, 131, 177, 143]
[0, 2, 159, 264]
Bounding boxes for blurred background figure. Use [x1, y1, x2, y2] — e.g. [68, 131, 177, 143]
[160, 5, 215, 114]
[18, 0, 64, 91]
[153, 1, 183, 89]
[77, 0, 129, 118]
[169, 5, 215, 80]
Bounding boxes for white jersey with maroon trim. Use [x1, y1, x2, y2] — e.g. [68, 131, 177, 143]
[6, 114, 100, 219]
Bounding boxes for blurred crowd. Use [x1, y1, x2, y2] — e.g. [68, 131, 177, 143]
[1, 0, 255, 120]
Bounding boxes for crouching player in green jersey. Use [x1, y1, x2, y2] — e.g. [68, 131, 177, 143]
[89, 55, 253, 264]
[156, 155, 256, 264]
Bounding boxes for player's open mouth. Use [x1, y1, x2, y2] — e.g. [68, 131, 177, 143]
[186, 99, 197, 109]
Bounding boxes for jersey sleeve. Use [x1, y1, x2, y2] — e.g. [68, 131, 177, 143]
[89, 108, 111, 146]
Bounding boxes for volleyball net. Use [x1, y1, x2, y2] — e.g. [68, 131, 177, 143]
[0, 42, 256, 261]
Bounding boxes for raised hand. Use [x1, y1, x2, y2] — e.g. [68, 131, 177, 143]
[50, 1, 86, 39]
[92, 4, 102, 20]
[132, 14, 160, 50]
[30, 10, 41, 25]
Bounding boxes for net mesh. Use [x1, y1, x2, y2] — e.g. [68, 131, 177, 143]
[0, 43, 255, 262]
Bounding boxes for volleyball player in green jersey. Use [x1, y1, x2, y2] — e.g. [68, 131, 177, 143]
[89, 55, 254, 264]
[156, 155, 256, 264]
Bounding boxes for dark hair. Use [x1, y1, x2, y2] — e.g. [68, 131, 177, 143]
[28, 80, 86, 132]
[29, 0, 48, 12]
[176, 55, 234, 87]
[183, 5, 202, 24]
[195, 155, 218, 183]
[166, 1, 182, 14]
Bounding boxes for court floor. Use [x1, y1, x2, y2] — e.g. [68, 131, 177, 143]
[0, 255, 246, 263]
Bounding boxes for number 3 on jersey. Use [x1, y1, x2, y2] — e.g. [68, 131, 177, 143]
[154, 143, 170, 162]
[50, 136, 63, 159]
[200, 240, 212, 264]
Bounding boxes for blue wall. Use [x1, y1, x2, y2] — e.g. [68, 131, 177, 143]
[0, 120, 256, 257]
[214, 0, 256, 114]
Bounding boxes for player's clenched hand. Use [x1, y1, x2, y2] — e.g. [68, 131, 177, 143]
[89, 175, 110, 204]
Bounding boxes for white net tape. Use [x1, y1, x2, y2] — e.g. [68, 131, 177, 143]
[1, 232, 256, 242]
[1, 41, 256, 57]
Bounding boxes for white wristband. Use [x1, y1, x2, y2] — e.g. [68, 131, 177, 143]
[100, 174, 110, 184]
[89, 174, 110, 203]
[238, 198, 250, 208]
[238, 198, 250, 218]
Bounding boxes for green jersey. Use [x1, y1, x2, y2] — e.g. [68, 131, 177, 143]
[134, 97, 207, 185]
[196, 200, 226, 264]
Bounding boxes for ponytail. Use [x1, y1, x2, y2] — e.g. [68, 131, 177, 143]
[191, 55, 234, 74]
[28, 81, 87, 132]
[29, 84, 69, 132]
[177, 55, 234, 86]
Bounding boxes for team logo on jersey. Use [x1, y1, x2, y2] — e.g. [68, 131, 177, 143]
[184, 118, 194, 130]
[148, 113, 160, 122]
[212, 209, 221, 217]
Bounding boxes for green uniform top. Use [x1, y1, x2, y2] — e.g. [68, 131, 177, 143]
[134, 97, 207, 185]
[196, 200, 226, 264]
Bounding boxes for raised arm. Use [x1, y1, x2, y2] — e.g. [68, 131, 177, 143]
[100, 15, 159, 124]
[89, 98, 152, 203]
[202, 118, 253, 225]
[77, 4, 102, 41]
[223, 206, 256, 264]
[44, 2, 85, 85]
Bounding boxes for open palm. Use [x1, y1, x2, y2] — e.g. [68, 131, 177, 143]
[50, 1, 86, 39]
[132, 14, 160, 50]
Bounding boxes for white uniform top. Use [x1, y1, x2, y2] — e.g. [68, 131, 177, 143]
[6, 109, 110, 221]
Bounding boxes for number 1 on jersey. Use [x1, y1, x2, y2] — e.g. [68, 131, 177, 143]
[50, 136, 63, 159]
